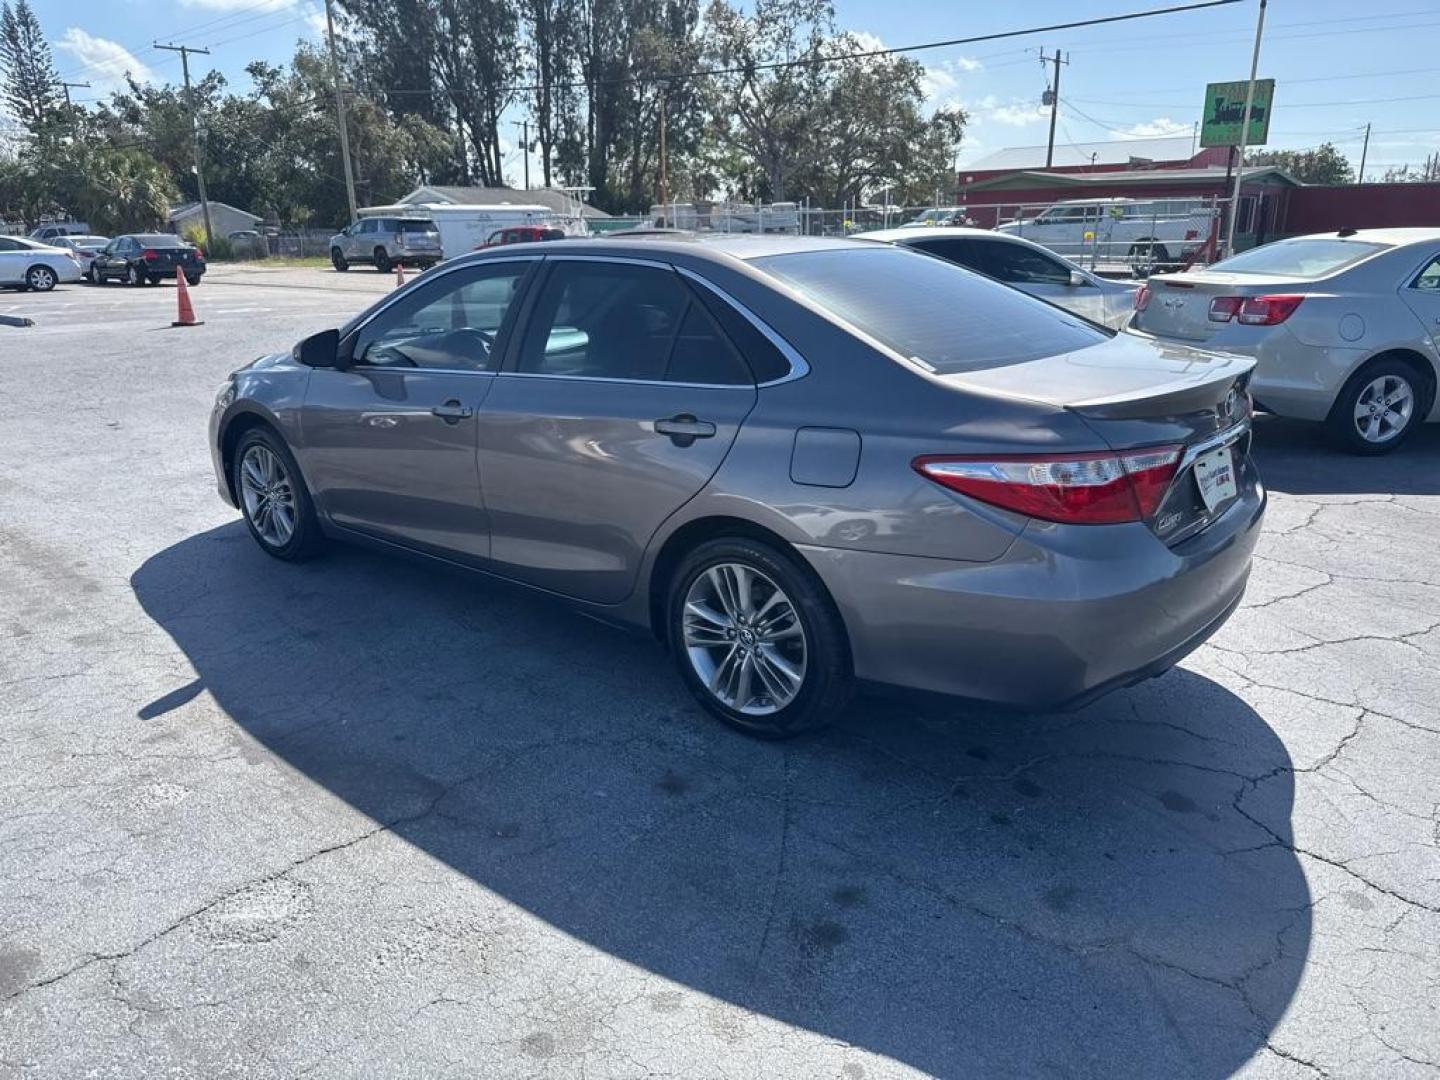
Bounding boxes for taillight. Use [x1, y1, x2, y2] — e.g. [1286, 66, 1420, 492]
[1237, 294, 1303, 325]
[195, 247, 205, 260]
[141, 248, 158, 261]
[1209, 296, 1243, 322]
[912, 445, 1182, 525]
[1134, 284, 1151, 312]
[1184, 229, 1199, 241]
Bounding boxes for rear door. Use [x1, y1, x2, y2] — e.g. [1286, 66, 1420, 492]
[1400, 252, 1440, 354]
[478, 256, 758, 604]
[301, 257, 538, 561]
[0, 237, 25, 284]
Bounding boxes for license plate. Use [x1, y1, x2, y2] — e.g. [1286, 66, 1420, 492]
[1192, 446, 1238, 512]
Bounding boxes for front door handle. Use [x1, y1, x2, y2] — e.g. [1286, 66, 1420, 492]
[654, 414, 716, 447]
[431, 400, 474, 423]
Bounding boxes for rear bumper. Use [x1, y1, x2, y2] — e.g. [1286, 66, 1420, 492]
[800, 463, 1265, 709]
[149, 265, 206, 279]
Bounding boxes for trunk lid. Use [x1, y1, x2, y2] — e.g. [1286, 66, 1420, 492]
[938, 331, 1255, 544]
[1131, 271, 1312, 342]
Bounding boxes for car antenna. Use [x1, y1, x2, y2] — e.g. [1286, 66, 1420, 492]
[1337, 227, 1357, 237]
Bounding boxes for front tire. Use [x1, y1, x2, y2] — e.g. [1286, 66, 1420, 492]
[1326, 358, 1427, 455]
[667, 537, 853, 738]
[330, 247, 348, 272]
[25, 265, 57, 291]
[232, 428, 326, 561]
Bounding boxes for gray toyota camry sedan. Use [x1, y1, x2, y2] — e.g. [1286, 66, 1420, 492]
[210, 235, 1264, 737]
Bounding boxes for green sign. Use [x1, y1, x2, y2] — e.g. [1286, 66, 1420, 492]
[1200, 79, 1275, 148]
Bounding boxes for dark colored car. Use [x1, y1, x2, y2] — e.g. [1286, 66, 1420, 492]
[477, 225, 567, 249]
[92, 234, 205, 286]
[210, 236, 1263, 738]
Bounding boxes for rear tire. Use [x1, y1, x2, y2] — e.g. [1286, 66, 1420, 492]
[1326, 357, 1428, 455]
[25, 265, 56, 291]
[373, 248, 392, 274]
[666, 537, 853, 739]
[330, 247, 348, 272]
[231, 427, 326, 561]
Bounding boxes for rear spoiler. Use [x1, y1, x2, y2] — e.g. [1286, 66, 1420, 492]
[1065, 365, 1254, 420]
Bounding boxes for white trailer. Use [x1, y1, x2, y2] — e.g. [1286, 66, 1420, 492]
[358, 202, 582, 258]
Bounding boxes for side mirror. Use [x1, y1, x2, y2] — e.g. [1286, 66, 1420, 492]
[1068, 269, 1088, 288]
[294, 328, 343, 368]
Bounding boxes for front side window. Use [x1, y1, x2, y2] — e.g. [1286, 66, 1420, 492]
[356, 262, 531, 371]
[516, 261, 752, 385]
[754, 247, 1105, 375]
[985, 242, 1073, 286]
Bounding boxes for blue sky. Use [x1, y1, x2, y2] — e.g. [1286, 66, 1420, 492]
[32, 0, 1440, 183]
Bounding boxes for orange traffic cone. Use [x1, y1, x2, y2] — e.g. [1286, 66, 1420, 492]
[394, 262, 406, 288]
[172, 271, 202, 327]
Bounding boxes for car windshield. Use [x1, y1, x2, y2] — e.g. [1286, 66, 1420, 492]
[754, 247, 1107, 374]
[397, 219, 436, 233]
[1209, 238, 1387, 278]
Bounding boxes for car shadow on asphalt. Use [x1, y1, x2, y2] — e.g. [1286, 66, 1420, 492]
[1253, 413, 1440, 496]
[133, 524, 1309, 1078]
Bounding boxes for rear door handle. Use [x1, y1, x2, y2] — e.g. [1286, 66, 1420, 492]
[654, 414, 716, 447]
[431, 400, 473, 422]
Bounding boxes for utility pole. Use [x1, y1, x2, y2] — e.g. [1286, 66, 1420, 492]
[1223, 0, 1268, 259]
[658, 89, 668, 213]
[322, 0, 359, 224]
[1357, 122, 1371, 185]
[60, 81, 89, 109]
[512, 119, 530, 188]
[1040, 48, 1068, 169]
[155, 43, 215, 247]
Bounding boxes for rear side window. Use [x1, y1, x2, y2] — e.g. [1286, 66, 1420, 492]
[1211, 238, 1387, 278]
[754, 247, 1104, 375]
[517, 261, 751, 385]
[689, 280, 792, 383]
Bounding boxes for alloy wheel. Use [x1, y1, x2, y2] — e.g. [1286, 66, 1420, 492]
[1353, 374, 1414, 443]
[28, 267, 55, 291]
[239, 444, 297, 548]
[682, 562, 808, 716]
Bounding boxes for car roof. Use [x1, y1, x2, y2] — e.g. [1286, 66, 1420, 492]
[460, 232, 864, 265]
[1289, 227, 1440, 247]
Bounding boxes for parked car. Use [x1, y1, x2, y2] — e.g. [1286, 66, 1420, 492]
[91, 234, 206, 286]
[861, 226, 1140, 330]
[476, 225, 567, 249]
[210, 236, 1262, 737]
[997, 198, 1213, 273]
[55, 235, 111, 282]
[329, 216, 442, 272]
[1130, 228, 1440, 454]
[0, 235, 83, 291]
[29, 221, 91, 243]
[900, 207, 971, 228]
[226, 230, 269, 259]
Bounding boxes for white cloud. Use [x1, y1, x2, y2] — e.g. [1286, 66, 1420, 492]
[954, 56, 983, 72]
[921, 66, 958, 104]
[55, 28, 155, 92]
[849, 30, 885, 52]
[303, 4, 329, 37]
[971, 96, 1047, 127]
[1119, 117, 1193, 139]
[177, 0, 295, 9]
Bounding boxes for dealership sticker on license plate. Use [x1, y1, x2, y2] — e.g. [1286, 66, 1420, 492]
[1193, 446, 1238, 512]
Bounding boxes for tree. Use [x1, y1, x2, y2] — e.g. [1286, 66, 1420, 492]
[0, 0, 60, 136]
[1380, 155, 1439, 183]
[1246, 142, 1353, 185]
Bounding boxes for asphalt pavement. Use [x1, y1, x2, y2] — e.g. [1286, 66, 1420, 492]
[1, 265, 1437, 1078]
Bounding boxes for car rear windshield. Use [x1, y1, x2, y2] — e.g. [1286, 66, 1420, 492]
[136, 234, 188, 247]
[1209, 238, 1387, 278]
[753, 247, 1107, 374]
[396, 219, 436, 233]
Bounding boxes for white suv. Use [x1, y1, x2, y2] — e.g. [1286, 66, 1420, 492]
[329, 217, 443, 273]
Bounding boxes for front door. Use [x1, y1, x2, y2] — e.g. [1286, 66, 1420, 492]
[300, 257, 538, 561]
[479, 257, 758, 604]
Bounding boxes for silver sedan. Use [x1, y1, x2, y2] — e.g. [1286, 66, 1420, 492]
[210, 236, 1261, 737]
[860, 226, 1140, 329]
[1131, 227, 1440, 453]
